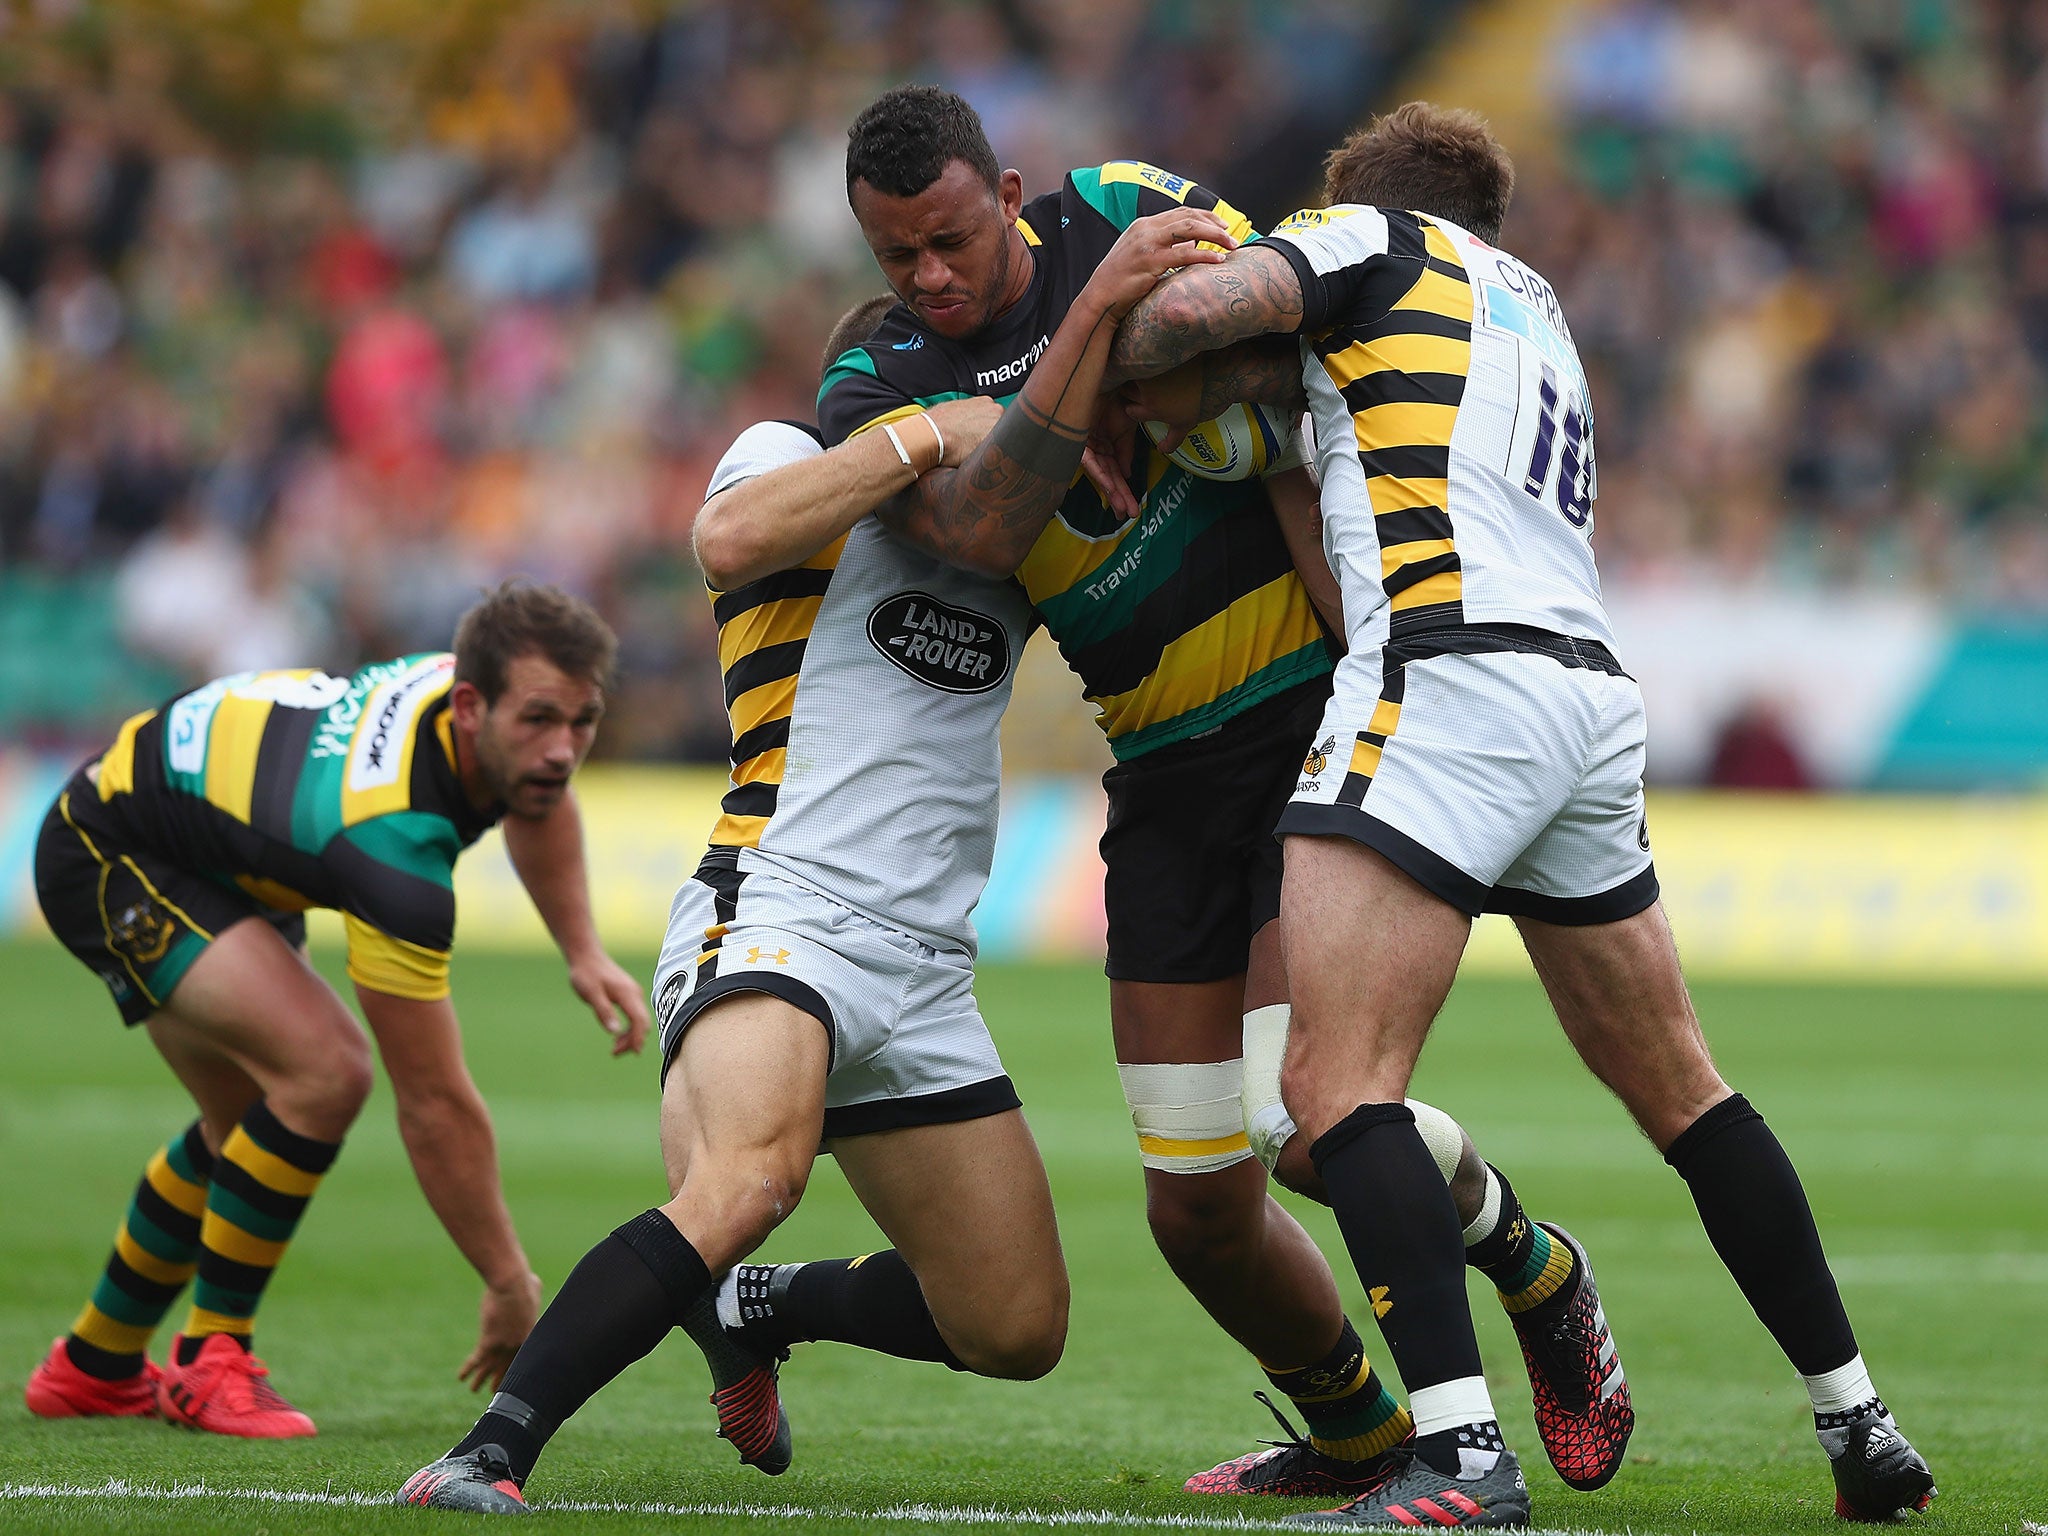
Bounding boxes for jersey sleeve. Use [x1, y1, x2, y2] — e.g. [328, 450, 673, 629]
[707, 421, 825, 502]
[1260, 205, 1422, 334]
[1066, 162, 1257, 245]
[817, 343, 920, 447]
[331, 811, 463, 1000]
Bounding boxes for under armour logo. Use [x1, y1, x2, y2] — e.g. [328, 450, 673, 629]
[1369, 1286, 1393, 1319]
[745, 946, 791, 965]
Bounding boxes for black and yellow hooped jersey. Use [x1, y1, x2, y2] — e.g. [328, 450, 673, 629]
[87, 654, 499, 999]
[1262, 205, 1616, 652]
[818, 162, 1334, 761]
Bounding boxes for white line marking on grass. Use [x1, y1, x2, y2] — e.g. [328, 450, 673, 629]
[0, 1480, 1624, 1534]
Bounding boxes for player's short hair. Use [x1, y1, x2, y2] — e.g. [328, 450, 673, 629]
[1321, 102, 1515, 244]
[821, 294, 899, 378]
[454, 580, 617, 703]
[846, 85, 1000, 199]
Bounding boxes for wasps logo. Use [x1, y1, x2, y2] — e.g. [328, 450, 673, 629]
[1302, 734, 1337, 778]
[109, 899, 175, 965]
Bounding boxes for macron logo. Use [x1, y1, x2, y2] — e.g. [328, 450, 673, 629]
[977, 334, 1049, 388]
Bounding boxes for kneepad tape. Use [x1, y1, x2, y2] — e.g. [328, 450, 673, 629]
[1241, 1005, 1295, 1172]
[1116, 1059, 1254, 1173]
[1241, 1004, 1468, 1186]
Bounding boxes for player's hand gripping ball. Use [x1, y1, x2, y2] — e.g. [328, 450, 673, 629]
[1143, 401, 1289, 482]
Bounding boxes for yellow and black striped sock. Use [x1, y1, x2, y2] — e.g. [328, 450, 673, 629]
[66, 1121, 215, 1380]
[1262, 1318, 1415, 1462]
[1468, 1166, 1575, 1313]
[179, 1101, 340, 1356]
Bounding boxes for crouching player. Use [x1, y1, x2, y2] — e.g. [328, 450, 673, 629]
[25, 582, 649, 1436]
[397, 207, 1219, 1512]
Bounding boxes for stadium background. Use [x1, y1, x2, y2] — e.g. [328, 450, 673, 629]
[1, 5, 2045, 1533]
[4, 0, 2048, 977]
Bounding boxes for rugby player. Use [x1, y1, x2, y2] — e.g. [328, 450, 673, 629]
[396, 211, 1215, 1512]
[1108, 103, 1938, 1527]
[23, 581, 648, 1438]
[816, 85, 1631, 1499]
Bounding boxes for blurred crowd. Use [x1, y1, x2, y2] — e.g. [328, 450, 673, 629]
[0, 0, 1417, 756]
[3, 0, 2045, 764]
[1539, 0, 2048, 607]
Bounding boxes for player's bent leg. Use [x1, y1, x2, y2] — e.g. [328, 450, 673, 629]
[1117, 965, 1414, 1498]
[1278, 834, 1535, 1519]
[140, 921, 367, 1438]
[828, 1109, 1068, 1379]
[1516, 903, 1934, 1518]
[1245, 1004, 1633, 1492]
[407, 991, 830, 1508]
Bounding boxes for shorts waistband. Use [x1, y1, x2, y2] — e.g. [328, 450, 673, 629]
[1386, 623, 1627, 678]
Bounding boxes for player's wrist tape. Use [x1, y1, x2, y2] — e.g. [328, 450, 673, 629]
[883, 414, 946, 476]
[1117, 1059, 1253, 1173]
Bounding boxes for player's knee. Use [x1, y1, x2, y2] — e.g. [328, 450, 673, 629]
[704, 1150, 812, 1247]
[292, 1030, 375, 1126]
[1269, 1134, 1326, 1202]
[952, 1277, 1068, 1380]
[1145, 1173, 1259, 1277]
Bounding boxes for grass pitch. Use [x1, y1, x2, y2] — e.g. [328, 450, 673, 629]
[0, 938, 2042, 1534]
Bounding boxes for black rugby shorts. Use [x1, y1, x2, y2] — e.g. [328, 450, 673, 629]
[1099, 679, 1331, 984]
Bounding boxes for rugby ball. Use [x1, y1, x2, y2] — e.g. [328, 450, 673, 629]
[1144, 401, 1288, 482]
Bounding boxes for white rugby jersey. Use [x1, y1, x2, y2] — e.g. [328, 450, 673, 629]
[1261, 206, 1615, 651]
[695, 421, 1033, 957]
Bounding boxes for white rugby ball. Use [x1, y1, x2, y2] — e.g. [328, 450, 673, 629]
[1144, 401, 1287, 482]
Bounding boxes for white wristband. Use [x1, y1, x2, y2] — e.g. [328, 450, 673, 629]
[922, 412, 945, 465]
[882, 422, 914, 468]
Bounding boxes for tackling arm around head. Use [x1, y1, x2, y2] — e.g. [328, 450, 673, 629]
[1107, 242, 1307, 386]
[692, 396, 1002, 592]
[878, 207, 1237, 577]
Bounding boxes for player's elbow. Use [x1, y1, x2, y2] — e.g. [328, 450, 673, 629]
[691, 507, 773, 592]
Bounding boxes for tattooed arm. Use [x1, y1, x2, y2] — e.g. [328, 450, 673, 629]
[880, 206, 1237, 578]
[1106, 243, 1306, 385]
[1118, 335, 1306, 452]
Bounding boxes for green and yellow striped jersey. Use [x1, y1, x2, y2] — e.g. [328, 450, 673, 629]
[89, 654, 499, 999]
[818, 162, 1334, 760]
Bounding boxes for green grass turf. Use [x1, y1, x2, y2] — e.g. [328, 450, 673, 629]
[0, 938, 2043, 1534]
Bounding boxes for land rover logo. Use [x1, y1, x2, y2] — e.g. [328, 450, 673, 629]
[867, 592, 1009, 694]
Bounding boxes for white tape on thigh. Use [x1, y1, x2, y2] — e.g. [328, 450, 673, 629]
[1117, 1059, 1253, 1173]
[1241, 1005, 1295, 1172]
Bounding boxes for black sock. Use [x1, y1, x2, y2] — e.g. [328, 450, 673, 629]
[450, 1210, 712, 1482]
[739, 1251, 963, 1368]
[1665, 1093, 1858, 1376]
[1311, 1104, 1484, 1398]
[1465, 1164, 1576, 1315]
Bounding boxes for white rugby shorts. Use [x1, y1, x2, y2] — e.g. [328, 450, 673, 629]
[652, 863, 1018, 1136]
[1278, 630, 1659, 923]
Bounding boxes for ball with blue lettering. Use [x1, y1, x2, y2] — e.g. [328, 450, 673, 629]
[1144, 402, 1288, 482]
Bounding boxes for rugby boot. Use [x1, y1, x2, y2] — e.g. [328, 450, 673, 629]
[681, 1290, 791, 1474]
[155, 1332, 315, 1438]
[1185, 1392, 1410, 1498]
[1287, 1446, 1531, 1528]
[396, 1446, 531, 1515]
[1505, 1223, 1631, 1490]
[1822, 1400, 1936, 1521]
[25, 1338, 161, 1419]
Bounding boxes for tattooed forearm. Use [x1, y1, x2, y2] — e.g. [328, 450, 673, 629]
[1198, 336, 1306, 419]
[1110, 245, 1306, 382]
[879, 309, 1114, 578]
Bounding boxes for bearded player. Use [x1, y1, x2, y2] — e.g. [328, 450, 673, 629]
[25, 581, 649, 1437]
